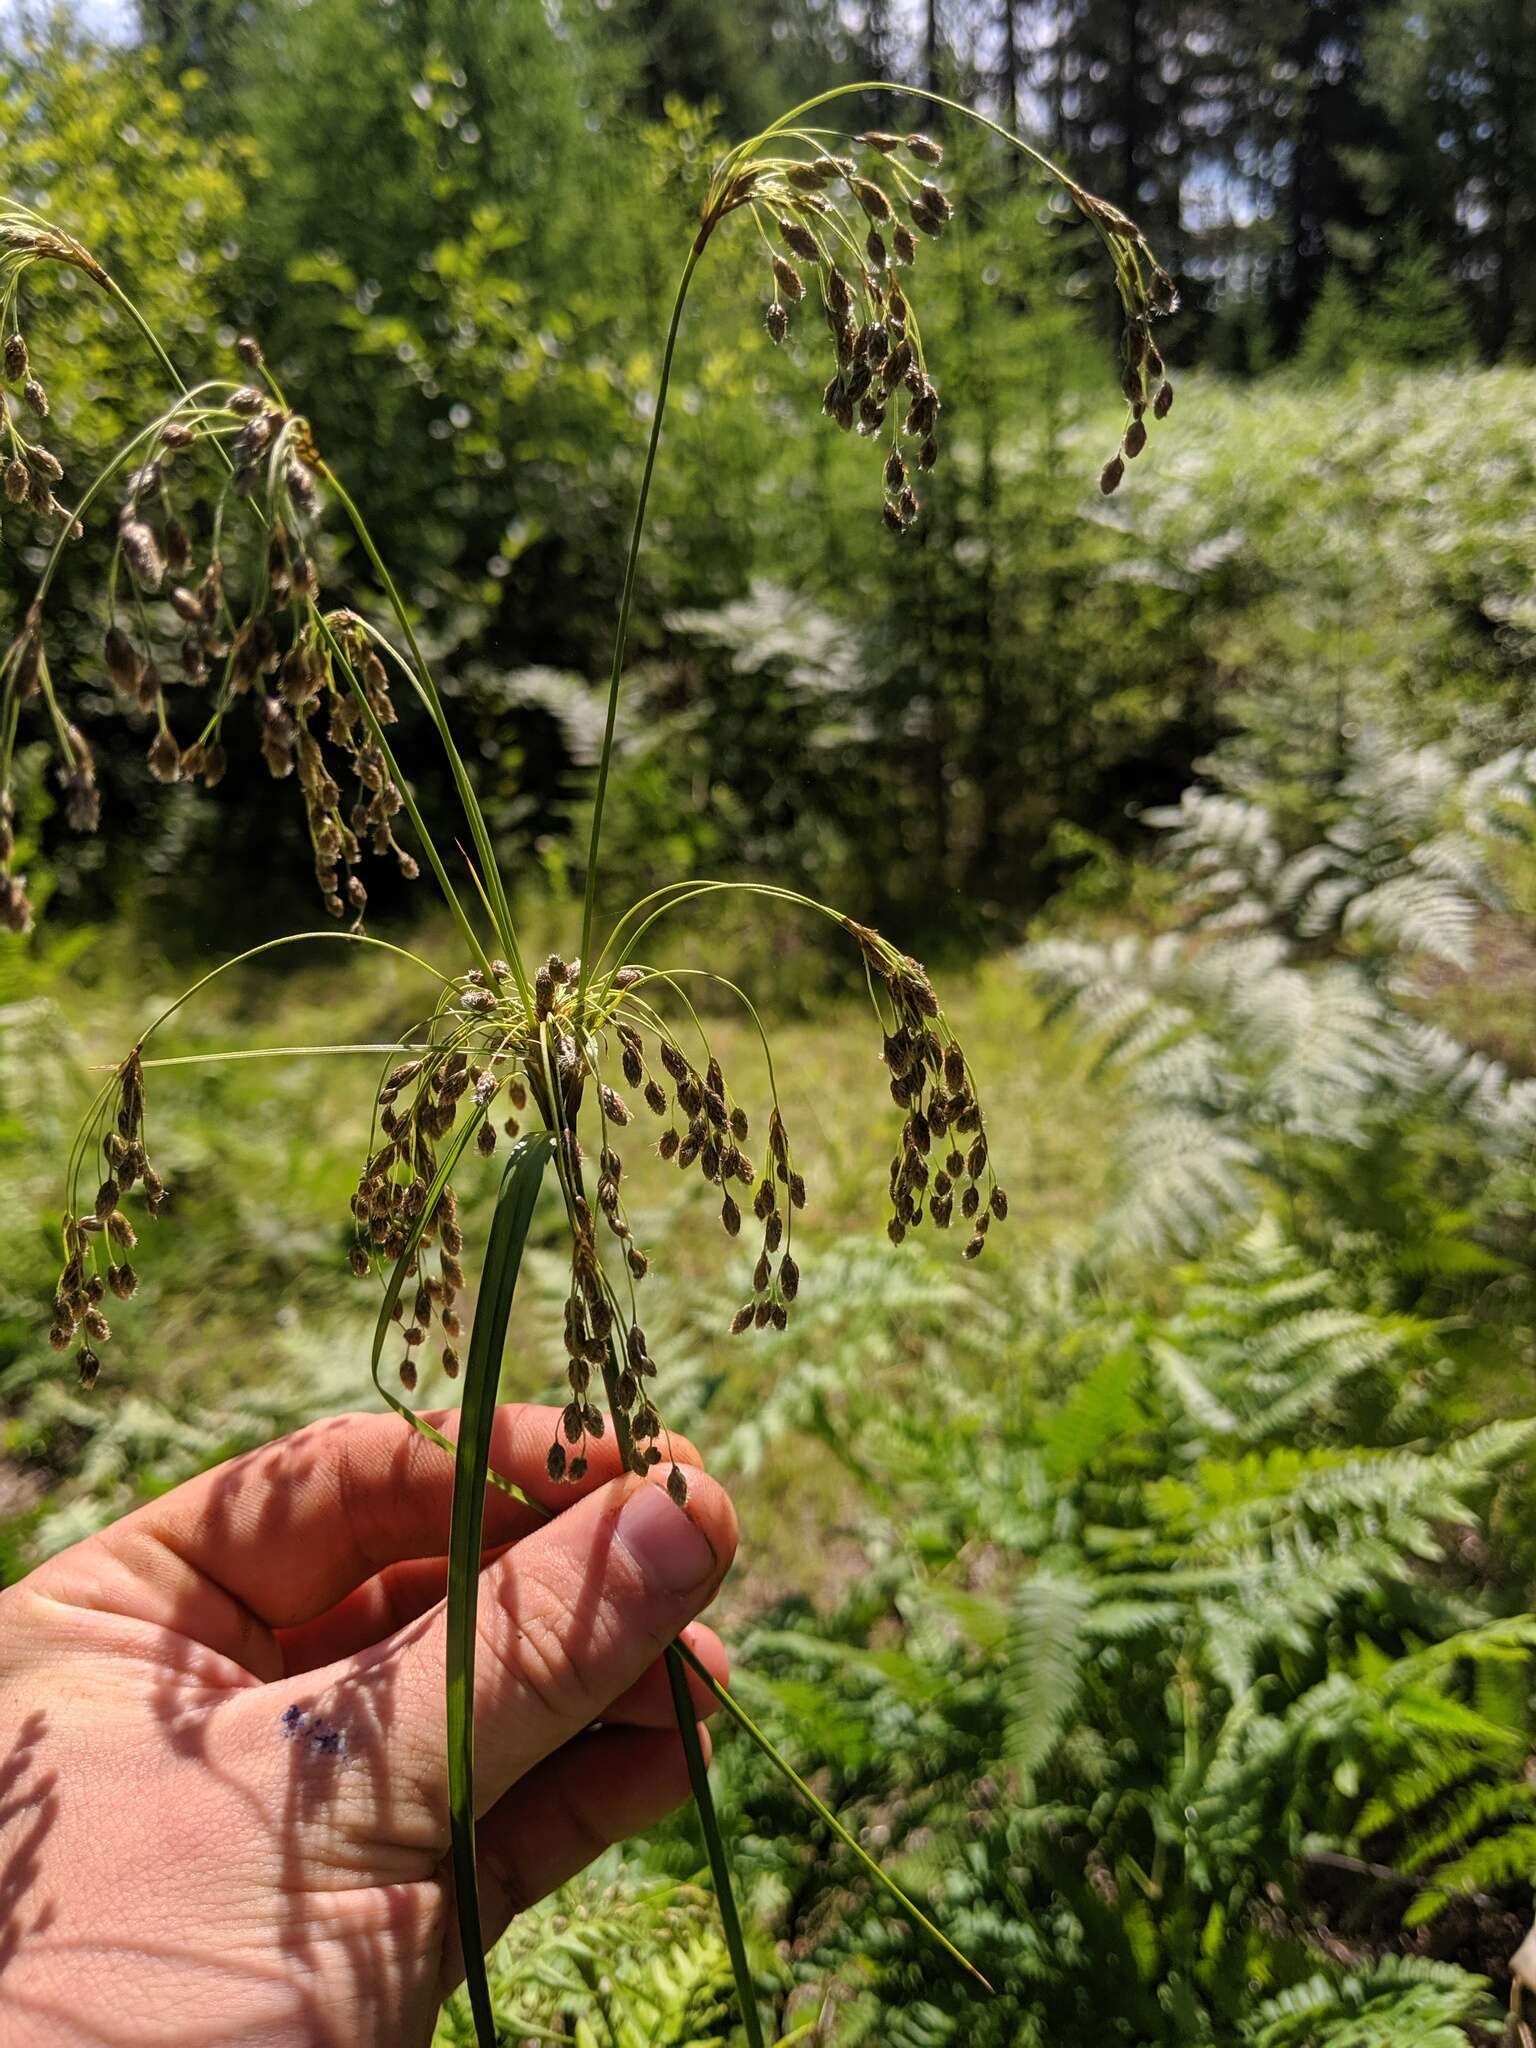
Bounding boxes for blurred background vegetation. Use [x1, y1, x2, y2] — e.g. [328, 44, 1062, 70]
[5, 0, 1536, 2041]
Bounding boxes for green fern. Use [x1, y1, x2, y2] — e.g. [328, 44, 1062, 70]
[1027, 731, 1536, 1280]
[434, 1860, 738, 2048]
[1001, 1566, 1098, 1782]
[1242, 1954, 1499, 2048]
[1144, 733, 1536, 972]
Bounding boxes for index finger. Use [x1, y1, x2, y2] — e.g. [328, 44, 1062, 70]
[38, 1402, 702, 1655]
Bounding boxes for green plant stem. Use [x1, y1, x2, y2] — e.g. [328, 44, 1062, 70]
[671, 1639, 993, 1993]
[576, 237, 705, 1009]
[132, 1041, 432, 1070]
[131, 928, 444, 1039]
[98, 272, 213, 428]
[733, 79, 1086, 203]
[447, 1132, 553, 2046]
[591, 1340, 766, 2046]
[666, 1646, 767, 2045]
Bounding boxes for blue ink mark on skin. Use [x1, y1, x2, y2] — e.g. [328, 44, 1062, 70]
[278, 1704, 348, 1761]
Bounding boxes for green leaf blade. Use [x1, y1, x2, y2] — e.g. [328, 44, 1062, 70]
[447, 1131, 553, 2046]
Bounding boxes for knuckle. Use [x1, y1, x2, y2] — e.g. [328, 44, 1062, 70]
[486, 1559, 609, 1734]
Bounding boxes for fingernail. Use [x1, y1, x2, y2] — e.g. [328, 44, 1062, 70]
[615, 1481, 716, 1595]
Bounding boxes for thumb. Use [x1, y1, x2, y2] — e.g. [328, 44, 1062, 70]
[355, 1468, 737, 1840]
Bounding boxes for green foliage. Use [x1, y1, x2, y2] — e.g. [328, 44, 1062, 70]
[1298, 235, 1474, 380]
[675, 1218, 1534, 2045]
[1243, 1955, 1498, 2048]
[0, 23, 255, 456]
[1368, 230, 1476, 368]
[433, 1861, 737, 2047]
[1025, 731, 1536, 1296]
[1296, 272, 1367, 382]
[4, 10, 1536, 2045]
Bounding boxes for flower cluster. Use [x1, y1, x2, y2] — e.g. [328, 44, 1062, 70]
[51, 896, 1000, 1515]
[1, 216, 109, 930]
[1, 213, 107, 537]
[339, 948, 822, 1505]
[51, 1049, 163, 1386]
[846, 920, 1005, 1256]
[2, 329, 68, 533]
[1080, 196, 1180, 494]
[700, 126, 1182, 525]
[723, 130, 951, 528]
[338, 922, 993, 1501]
[1, 227, 421, 936]
[91, 364, 420, 922]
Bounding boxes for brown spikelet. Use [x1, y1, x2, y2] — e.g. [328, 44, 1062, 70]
[778, 215, 822, 263]
[146, 729, 181, 783]
[118, 513, 165, 591]
[103, 626, 141, 694]
[772, 255, 805, 304]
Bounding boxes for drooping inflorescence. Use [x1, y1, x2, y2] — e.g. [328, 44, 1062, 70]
[708, 130, 953, 530]
[694, 118, 1179, 527]
[342, 948, 821, 1505]
[1, 204, 422, 936]
[1086, 198, 1179, 495]
[53, 907, 999, 1511]
[51, 1048, 161, 1387]
[844, 919, 1004, 1255]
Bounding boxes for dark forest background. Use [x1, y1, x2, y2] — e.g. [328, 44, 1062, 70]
[5, 0, 1535, 958]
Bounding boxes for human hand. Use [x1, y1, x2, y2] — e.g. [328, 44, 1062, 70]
[0, 1403, 736, 2046]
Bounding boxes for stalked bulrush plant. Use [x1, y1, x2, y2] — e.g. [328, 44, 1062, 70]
[4, 84, 1177, 2046]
